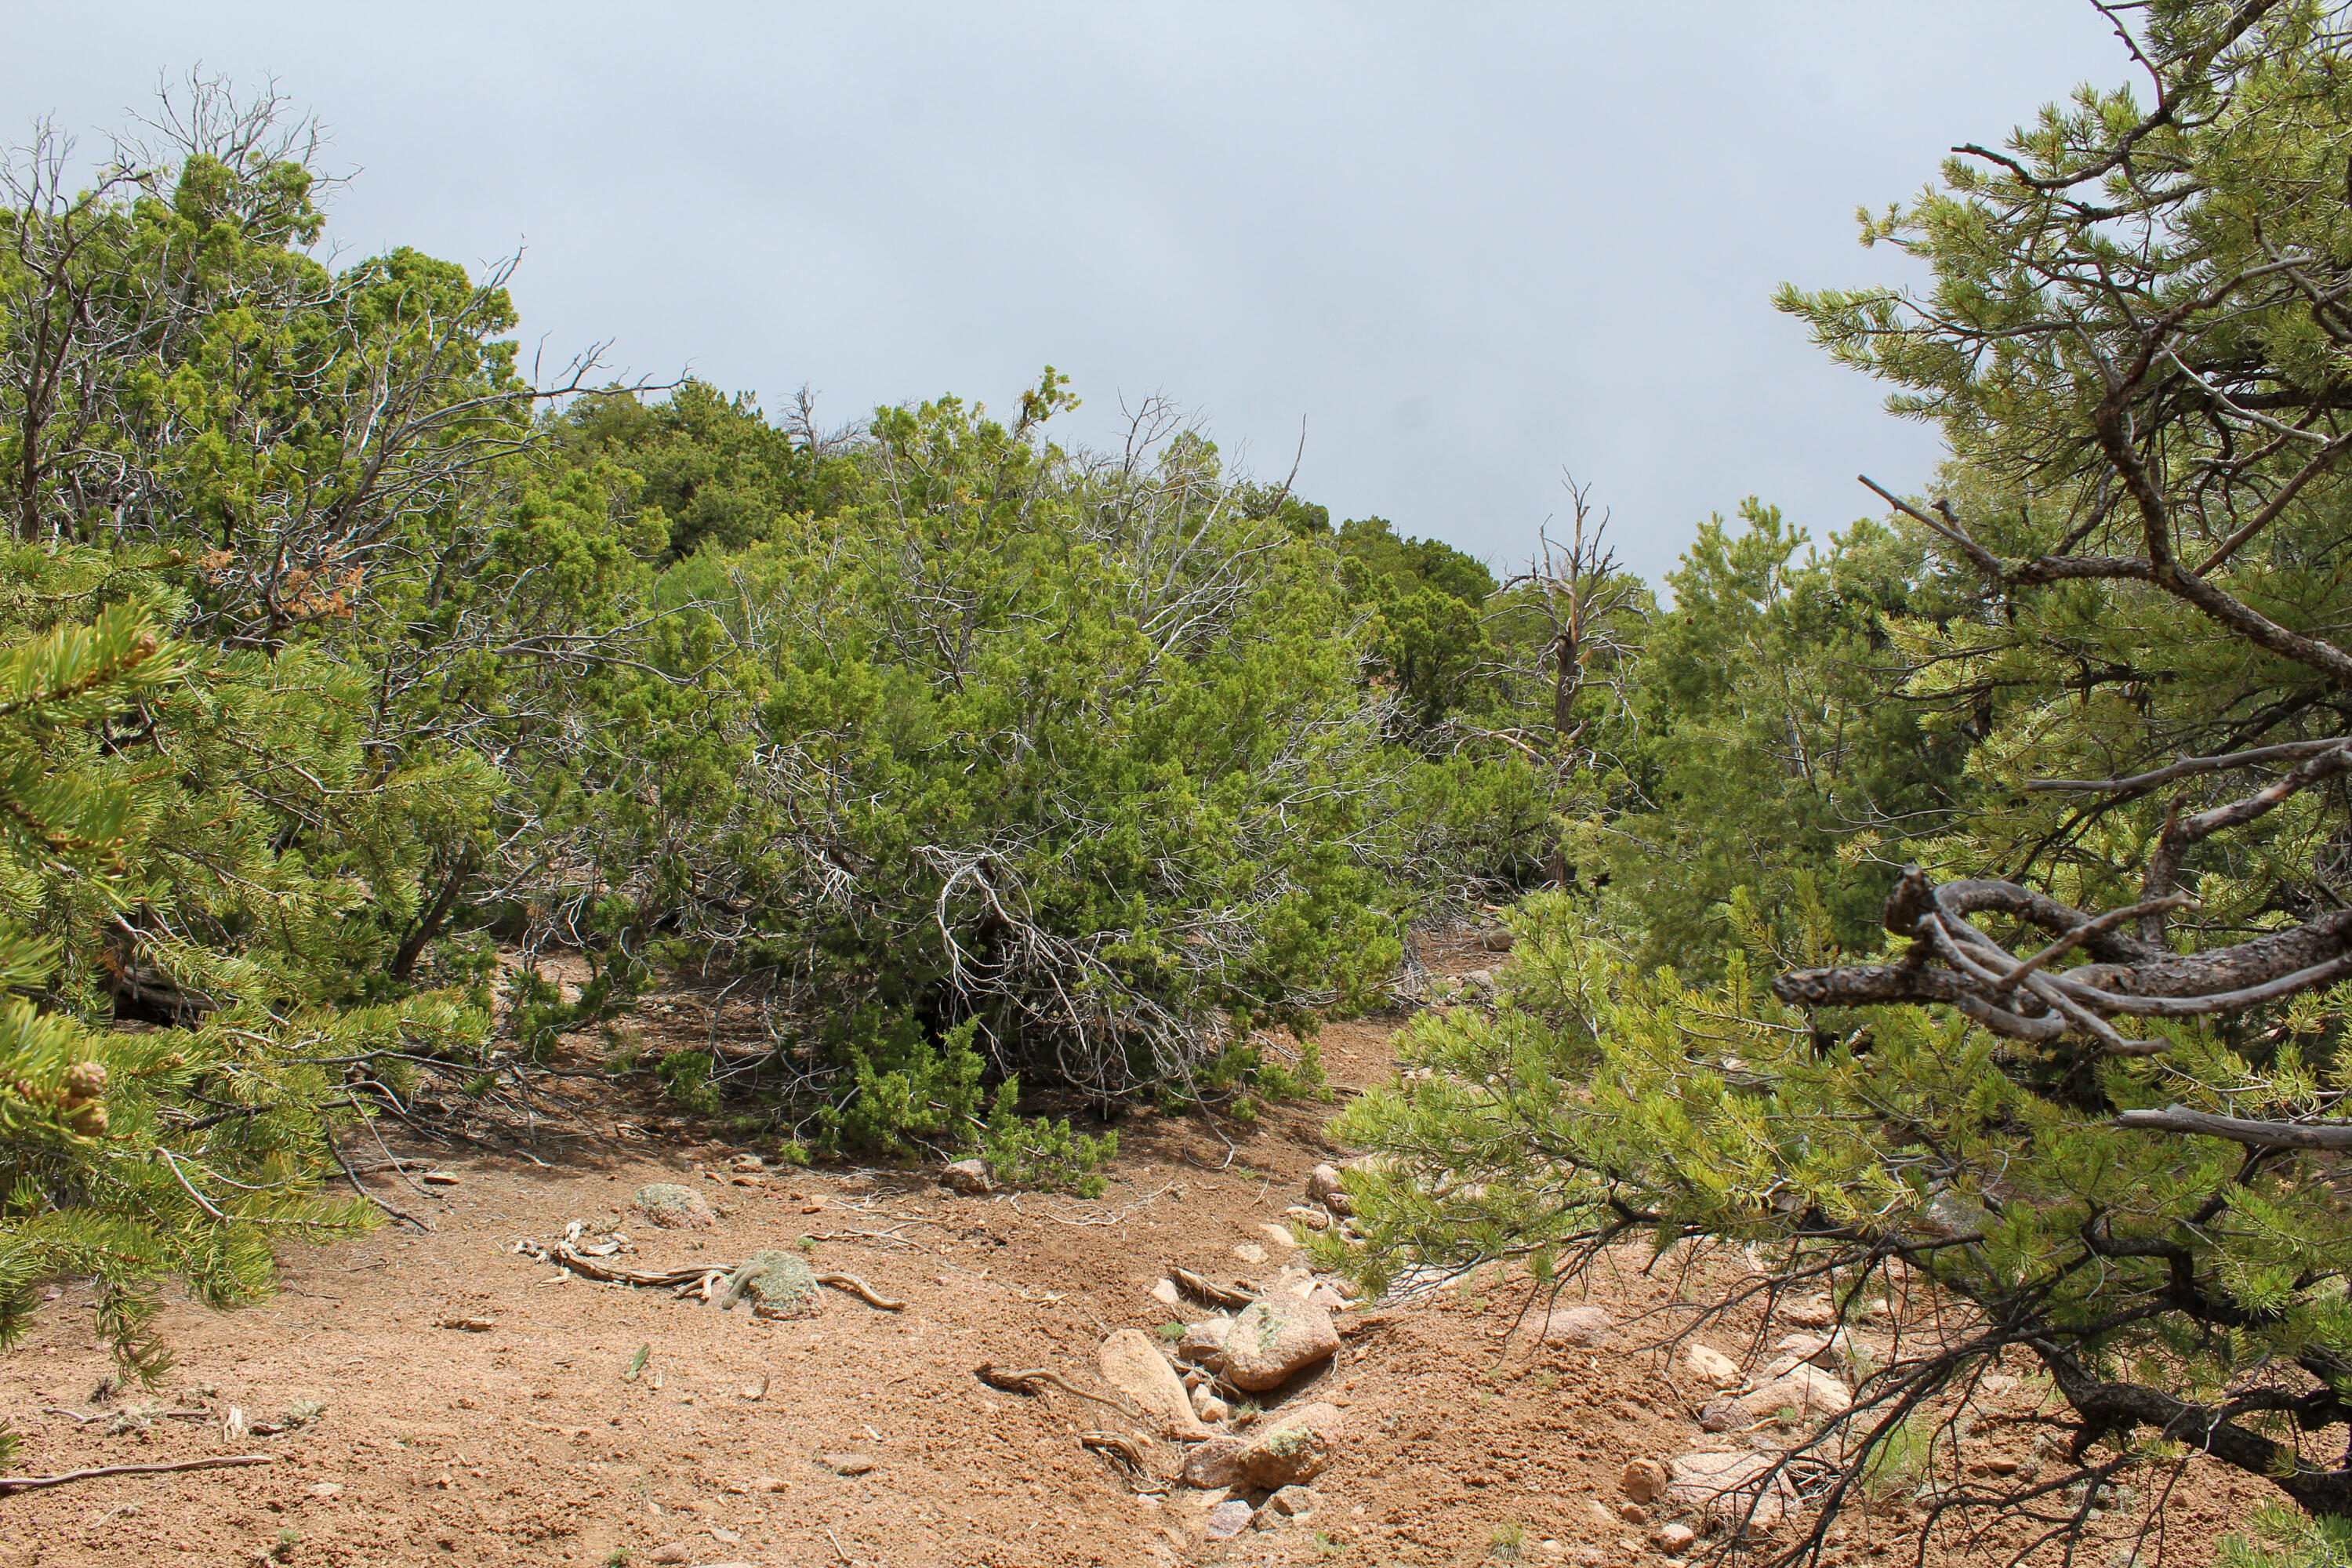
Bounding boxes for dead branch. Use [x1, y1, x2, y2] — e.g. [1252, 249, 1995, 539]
[1775, 866, 2352, 1043]
[0, 1454, 274, 1494]
[2114, 1103, 2352, 1150]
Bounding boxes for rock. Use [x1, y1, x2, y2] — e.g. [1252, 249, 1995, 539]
[1750, 1363, 1852, 1419]
[1617, 1502, 1647, 1524]
[1283, 1204, 1330, 1232]
[1679, 1342, 1742, 1388]
[1233, 1401, 1344, 1486]
[721, 1250, 819, 1318]
[747, 1475, 787, 1492]
[1304, 1283, 1350, 1312]
[632, 1182, 714, 1229]
[1191, 1385, 1229, 1423]
[1538, 1305, 1615, 1347]
[1258, 1222, 1301, 1250]
[823, 1452, 875, 1475]
[1218, 1298, 1341, 1391]
[1181, 1436, 1247, 1488]
[1268, 1485, 1318, 1518]
[1232, 1241, 1269, 1265]
[1305, 1163, 1352, 1216]
[1781, 1293, 1837, 1330]
[1980, 1457, 2020, 1476]
[727, 1153, 766, 1172]
[1697, 1397, 1744, 1433]
[1177, 1318, 1232, 1364]
[307, 1482, 343, 1499]
[648, 1545, 695, 1566]
[941, 1158, 993, 1195]
[1098, 1328, 1211, 1438]
[419, 1171, 460, 1186]
[1150, 1277, 1181, 1306]
[1667, 1450, 1799, 1526]
[1479, 920, 1515, 953]
[1621, 1458, 1671, 1502]
[1204, 1498, 1254, 1540]
[1650, 1523, 1697, 1553]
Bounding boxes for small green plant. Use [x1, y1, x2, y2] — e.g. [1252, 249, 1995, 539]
[1857, 1412, 1940, 1501]
[621, 1344, 650, 1382]
[1253, 1039, 1331, 1102]
[271, 1527, 299, 1560]
[282, 1399, 325, 1428]
[978, 1079, 1118, 1196]
[601, 1023, 648, 1073]
[653, 1050, 722, 1114]
[2219, 1504, 2352, 1566]
[1489, 1521, 1525, 1560]
[604, 1552, 632, 1568]
[1156, 1321, 1186, 1341]
[796, 1235, 817, 1254]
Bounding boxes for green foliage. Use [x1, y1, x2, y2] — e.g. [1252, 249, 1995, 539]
[811, 1009, 985, 1157]
[978, 1079, 1118, 1197]
[2223, 1504, 2352, 1567]
[1573, 502, 1974, 974]
[0, 600, 468, 1457]
[579, 377, 1408, 1118]
[553, 378, 845, 559]
[1345, 5, 2352, 1540]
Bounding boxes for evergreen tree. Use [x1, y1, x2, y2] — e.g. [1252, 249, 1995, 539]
[1340, 4, 2352, 1553]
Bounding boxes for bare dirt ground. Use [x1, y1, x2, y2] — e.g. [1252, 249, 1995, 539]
[0, 935, 2270, 1567]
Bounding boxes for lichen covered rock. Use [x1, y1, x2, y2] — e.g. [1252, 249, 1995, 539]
[722, 1250, 819, 1317]
[1218, 1298, 1339, 1391]
[632, 1181, 715, 1229]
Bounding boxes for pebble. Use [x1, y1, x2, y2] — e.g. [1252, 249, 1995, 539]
[1283, 1204, 1330, 1231]
[941, 1159, 993, 1195]
[1267, 1485, 1318, 1518]
[1149, 1277, 1182, 1306]
[1666, 1450, 1799, 1526]
[1181, 1436, 1248, 1489]
[1305, 1163, 1352, 1216]
[1177, 1317, 1232, 1365]
[1782, 1294, 1838, 1329]
[1621, 1458, 1670, 1502]
[1191, 1385, 1229, 1422]
[1650, 1523, 1697, 1553]
[1204, 1498, 1254, 1540]
[648, 1544, 694, 1565]
[1679, 1342, 1740, 1387]
[1537, 1305, 1613, 1347]
[1258, 1222, 1301, 1250]
[1232, 1242, 1269, 1265]
[747, 1475, 788, 1493]
[419, 1171, 460, 1186]
[823, 1453, 875, 1476]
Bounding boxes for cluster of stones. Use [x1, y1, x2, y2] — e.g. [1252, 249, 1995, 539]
[1610, 1302, 1895, 1556]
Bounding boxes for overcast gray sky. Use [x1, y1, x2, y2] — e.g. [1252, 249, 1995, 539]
[6, 4, 2128, 583]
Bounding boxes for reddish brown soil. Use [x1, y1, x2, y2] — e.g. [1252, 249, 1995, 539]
[0, 942, 2273, 1567]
